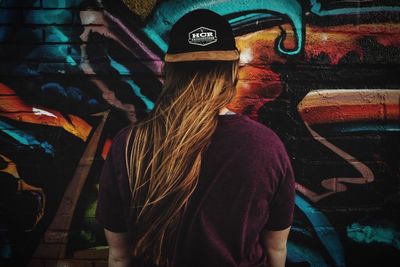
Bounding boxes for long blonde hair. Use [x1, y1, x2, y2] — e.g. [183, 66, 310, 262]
[126, 60, 239, 265]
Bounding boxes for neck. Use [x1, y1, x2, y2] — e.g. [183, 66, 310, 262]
[219, 107, 235, 115]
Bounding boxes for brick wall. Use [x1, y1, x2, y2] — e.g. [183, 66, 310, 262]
[0, 0, 399, 266]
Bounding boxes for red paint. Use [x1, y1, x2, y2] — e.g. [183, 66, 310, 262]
[0, 83, 92, 141]
[298, 104, 398, 125]
[234, 23, 400, 119]
[101, 138, 112, 160]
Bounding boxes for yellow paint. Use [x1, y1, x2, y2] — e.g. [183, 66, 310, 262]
[121, 0, 159, 21]
[298, 89, 400, 113]
[0, 154, 19, 178]
[0, 153, 46, 228]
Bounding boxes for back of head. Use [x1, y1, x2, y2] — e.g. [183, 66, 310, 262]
[161, 60, 238, 111]
[126, 9, 239, 266]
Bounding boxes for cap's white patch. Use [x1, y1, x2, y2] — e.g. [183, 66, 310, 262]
[188, 27, 217, 46]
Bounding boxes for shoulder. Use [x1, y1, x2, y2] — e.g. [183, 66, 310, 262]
[240, 117, 294, 186]
[112, 126, 134, 147]
[236, 116, 292, 173]
[238, 116, 286, 153]
[108, 125, 135, 162]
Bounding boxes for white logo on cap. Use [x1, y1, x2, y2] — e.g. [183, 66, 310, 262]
[188, 27, 217, 46]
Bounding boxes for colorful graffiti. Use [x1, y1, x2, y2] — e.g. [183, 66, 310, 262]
[0, 0, 399, 266]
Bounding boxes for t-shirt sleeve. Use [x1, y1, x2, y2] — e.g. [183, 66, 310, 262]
[95, 131, 128, 233]
[263, 145, 295, 231]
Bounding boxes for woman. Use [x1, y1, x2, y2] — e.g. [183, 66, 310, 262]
[96, 9, 295, 267]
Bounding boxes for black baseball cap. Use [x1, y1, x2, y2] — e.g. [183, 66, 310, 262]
[164, 9, 240, 62]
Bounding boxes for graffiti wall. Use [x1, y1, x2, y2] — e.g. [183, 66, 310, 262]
[0, 0, 399, 266]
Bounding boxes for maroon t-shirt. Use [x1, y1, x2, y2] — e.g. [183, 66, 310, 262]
[96, 113, 295, 267]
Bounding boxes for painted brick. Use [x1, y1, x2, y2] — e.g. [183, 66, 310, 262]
[42, 0, 82, 8]
[0, 9, 21, 24]
[45, 259, 93, 267]
[73, 247, 108, 259]
[44, 230, 69, 243]
[93, 261, 108, 267]
[2, 27, 44, 43]
[0, 0, 40, 8]
[21, 44, 71, 61]
[0, 44, 19, 59]
[117, 61, 164, 76]
[44, 26, 83, 43]
[293, 161, 388, 206]
[292, 135, 384, 162]
[0, 26, 9, 41]
[32, 243, 66, 259]
[274, 65, 400, 85]
[27, 259, 45, 267]
[37, 61, 158, 76]
[23, 10, 73, 25]
[37, 62, 80, 75]
[0, 62, 40, 76]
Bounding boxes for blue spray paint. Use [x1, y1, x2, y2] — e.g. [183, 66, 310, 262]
[42, 82, 68, 97]
[295, 194, 345, 267]
[0, 120, 55, 156]
[143, 0, 304, 55]
[41, 82, 100, 107]
[288, 240, 329, 267]
[108, 55, 155, 111]
[347, 223, 400, 250]
[291, 225, 313, 237]
[65, 86, 83, 102]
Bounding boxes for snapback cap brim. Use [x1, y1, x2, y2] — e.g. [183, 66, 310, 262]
[164, 50, 239, 62]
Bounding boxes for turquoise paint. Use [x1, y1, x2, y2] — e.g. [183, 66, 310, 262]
[108, 55, 155, 111]
[27, 44, 78, 66]
[24, 9, 73, 24]
[26, 45, 67, 60]
[347, 223, 400, 250]
[318, 123, 400, 134]
[126, 80, 154, 111]
[291, 225, 313, 237]
[46, 26, 69, 42]
[66, 55, 77, 66]
[295, 195, 345, 267]
[143, 27, 168, 53]
[228, 13, 276, 26]
[287, 240, 328, 267]
[0, 120, 55, 156]
[310, 0, 400, 16]
[54, 45, 77, 66]
[144, 0, 303, 55]
[336, 125, 400, 133]
[42, 0, 84, 8]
